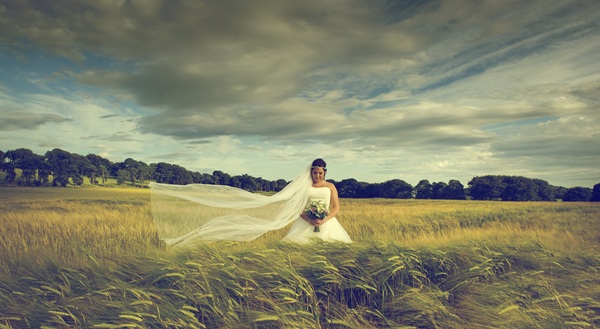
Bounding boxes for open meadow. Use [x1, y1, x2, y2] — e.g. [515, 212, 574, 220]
[0, 186, 599, 328]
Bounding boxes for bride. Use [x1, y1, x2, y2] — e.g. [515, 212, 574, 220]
[282, 158, 352, 244]
[149, 158, 352, 247]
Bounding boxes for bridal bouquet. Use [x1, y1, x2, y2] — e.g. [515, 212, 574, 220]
[304, 200, 329, 232]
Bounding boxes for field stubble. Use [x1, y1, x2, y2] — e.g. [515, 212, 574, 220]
[0, 187, 599, 328]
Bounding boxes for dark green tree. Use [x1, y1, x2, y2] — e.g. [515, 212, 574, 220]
[213, 170, 231, 186]
[199, 173, 216, 184]
[255, 177, 268, 192]
[414, 179, 433, 199]
[86, 154, 112, 184]
[98, 165, 109, 185]
[230, 176, 243, 189]
[533, 179, 555, 201]
[2, 162, 16, 184]
[45, 148, 74, 187]
[431, 182, 448, 200]
[119, 158, 140, 186]
[445, 180, 466, 200]
[380, 179, 413, 199]
[591, 183, 600, 202]
[136, 161, 152, 186]
[70, 154, 90, 186]
[468, 176, 506, 200]
[553, 186, 568, 200]
[239, 174, 258, 192]
[82, 161, 98, 185]
[431, 182, 448, 199]
[501, 176, 538, 201]
[275, 179, 288, 191]
[0, 151, 12, 183]
[4, 148, 42, 185]
[562, 187, 592, 202]
[152, 162, 174, 184]
[336, 178, 362, 198]
[172, 165, 193, 185]
[116, 169, 130, 185]
[37, 160, 51, 186]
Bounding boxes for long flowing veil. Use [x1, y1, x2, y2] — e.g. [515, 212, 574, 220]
[149, 165, 312, 247]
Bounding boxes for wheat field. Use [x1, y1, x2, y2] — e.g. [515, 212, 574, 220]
[0, 186, 599, 328]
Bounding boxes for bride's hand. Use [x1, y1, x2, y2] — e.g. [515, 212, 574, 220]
[313, 219, 324, 227]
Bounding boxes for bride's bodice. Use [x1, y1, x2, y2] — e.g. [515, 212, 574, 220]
[308, 187, 331, 207]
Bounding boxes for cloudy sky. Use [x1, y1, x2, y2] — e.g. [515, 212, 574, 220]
[1, 0, 599, 187]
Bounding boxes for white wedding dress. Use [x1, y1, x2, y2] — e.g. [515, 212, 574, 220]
[282, 186, 352, 244]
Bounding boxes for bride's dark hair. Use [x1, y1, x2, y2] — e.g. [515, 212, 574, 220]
[311, 158, 327, 171]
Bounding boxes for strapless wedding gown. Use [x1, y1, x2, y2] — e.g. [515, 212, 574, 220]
[282, 187, 352, 244]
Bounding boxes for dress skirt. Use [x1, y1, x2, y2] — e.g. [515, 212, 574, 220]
[282, 216, 352, 244]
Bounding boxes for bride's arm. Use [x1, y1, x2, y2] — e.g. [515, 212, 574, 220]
[324, 183, 340, 222]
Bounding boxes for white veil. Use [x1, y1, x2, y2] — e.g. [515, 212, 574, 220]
[149, 165, 312, 247]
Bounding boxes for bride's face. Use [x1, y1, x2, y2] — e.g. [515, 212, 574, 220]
[311, 167, 326, 183]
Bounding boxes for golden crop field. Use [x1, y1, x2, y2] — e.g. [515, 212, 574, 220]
[0, 186, 599, 328]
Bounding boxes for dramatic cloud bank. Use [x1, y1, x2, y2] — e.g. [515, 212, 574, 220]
[1, 0, 599, 186]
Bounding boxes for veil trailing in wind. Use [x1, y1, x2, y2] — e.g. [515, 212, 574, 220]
[149, 165, 312, 247]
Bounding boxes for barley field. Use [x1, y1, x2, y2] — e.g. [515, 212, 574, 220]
[0, 186, 598, 328]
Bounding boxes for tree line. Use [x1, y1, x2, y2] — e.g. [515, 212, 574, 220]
[0, 148, 289, 192]
[1, 148, 599, 202]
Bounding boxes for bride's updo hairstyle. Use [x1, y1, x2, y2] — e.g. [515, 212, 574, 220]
[311, 158, 327, 172]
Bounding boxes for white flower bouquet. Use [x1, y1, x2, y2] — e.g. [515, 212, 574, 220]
[304, 200, 329, 232]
